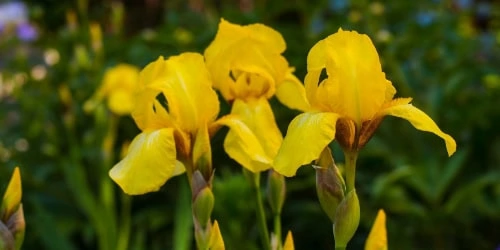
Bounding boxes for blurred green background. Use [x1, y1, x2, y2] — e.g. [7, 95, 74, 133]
[1, 0, 500, 249]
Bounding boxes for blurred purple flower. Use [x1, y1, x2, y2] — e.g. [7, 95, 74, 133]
[0, 1, 37, 41]
[0, 1, 28, 26]
[16, 22, 37, 41]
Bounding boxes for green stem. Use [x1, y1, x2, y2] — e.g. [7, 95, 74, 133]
[344, 151, 358, 193]
[249, 172, 271, 250]
[99, 114, 119, 248]
[274, 213, 282, 250]
[335, 247, 346, 250]
[173, 179, 193, 250]
[116, 194, 131, 250]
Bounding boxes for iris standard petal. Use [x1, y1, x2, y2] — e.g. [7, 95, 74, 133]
[205, 19, 286, 60]
[137, 56, 169, 90]
[274, 112, 339, 177]
[132, 90, 174, 131]
[163, 53, 220, 132]
[245, 22, 286, 53]
[109, 128, 179, 195]
[303, 70, 322, 109]
[212, 115, 272, 172]
[275, 71, 311, 111]
[379, 102, 456, 156]
[364, 210, 387, 250]
[208, 40, 287, 101]
[321, 29, 387, 124]
[204, 19, 290, 101]
[304, 38, 327, 106]
[132, 57, 173, 130]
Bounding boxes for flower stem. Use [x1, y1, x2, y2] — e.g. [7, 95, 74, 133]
[274, 213, 282, 250]
[344, 151, 358, 193]
[116, 193, 131, 250]
[248, 171, 271, 250]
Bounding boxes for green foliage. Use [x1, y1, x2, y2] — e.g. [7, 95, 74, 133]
[1, 0, 499, 249]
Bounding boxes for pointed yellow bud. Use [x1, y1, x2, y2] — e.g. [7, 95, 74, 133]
[1, 168, 22, 222]
[283, 231, 295, 250]
[208, 220, 225, 250]
[365, 210, 387, 250]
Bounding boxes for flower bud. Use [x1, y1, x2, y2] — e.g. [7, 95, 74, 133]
[315, 148, 345, 223]
[1, 168, 21, 222]
[0, 167, 24, 250]
[193, 127, 213, 181]
[0, 220, 15, 250]
[333, 190, 360, 249]
[281, 230, 295, 250]
[364, 209, 387, 250]
[192, 171, 214, 229]
[6, 205, 24, 250]
[89, 22, 102, 53]
[267, 170, 286, 215]
[192, 187, 215, 229]
[208, 220, 225, 250]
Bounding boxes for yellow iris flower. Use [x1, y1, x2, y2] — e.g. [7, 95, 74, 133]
[274, 29, 457, 177]
[204, 19, 310, 172]
[109, 52, 266, 195]
[84, 64, 140, 115]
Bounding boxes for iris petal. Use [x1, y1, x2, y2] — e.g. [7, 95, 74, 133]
[204, 19, 290, 101]
[192, 125, 212, 170]
[275, 71, 311, 111]
[132, 53, 219, 133]
[109, 128, 180, 195]
[212, 115, 272, 172]
[274, 112, 339, 177]
[162, 53, 220, 132]
[230, 98, 283, 167]
[325, 30, 387, 123]
[205, 18, 286, 60]
[379, 102, 456, 156]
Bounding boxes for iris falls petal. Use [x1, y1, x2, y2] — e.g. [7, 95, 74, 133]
[274, 112, 339, 177]
[109, 128, 179, 195]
